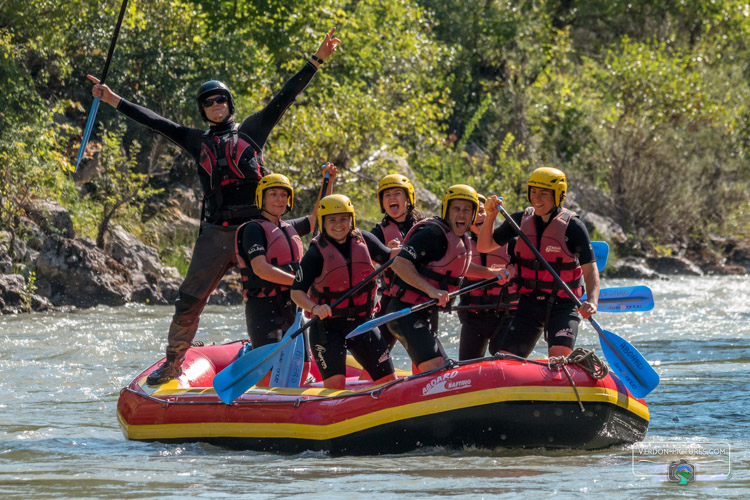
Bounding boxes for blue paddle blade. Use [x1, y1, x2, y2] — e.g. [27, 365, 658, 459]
[590, 319, 659, 399]
[271, 311, 305, 388]
[213, 341, 282, 403]
[75, 97, 101, 173]
[591, 240, 609, 271]
[345, 307, 411, 339]
[582, 285, 655, 313]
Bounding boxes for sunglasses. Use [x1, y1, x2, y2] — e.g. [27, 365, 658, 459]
[201, 95, 228, 108]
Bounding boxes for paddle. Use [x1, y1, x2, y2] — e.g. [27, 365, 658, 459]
[270, 310, 306, 388]
[311, 165, 330, 237]
[213, 256, 396, 403]
[496, 203, 659, 399]
[346, 275, 505, 339]
[591, 240, 609, 271]
[75, 0, 129, 173]
[582, 285, 654, 313]
[446, 285, 653, 313]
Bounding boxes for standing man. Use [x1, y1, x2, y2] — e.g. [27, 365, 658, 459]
[477, 167, 600, 359]
[87, 29, 341, 385]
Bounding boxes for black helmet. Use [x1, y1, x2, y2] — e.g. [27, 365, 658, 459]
[196, 80, 235, 121]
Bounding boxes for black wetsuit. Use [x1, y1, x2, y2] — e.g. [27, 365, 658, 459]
[116, 62, 319, 363]
[292, 231, 395, 381]
[490, 207, 595, 357]
[238, 215, 311, 348]
[457, 237, 517, 360]
[386, 223, 451, 366]
[370, 214, 418, 348]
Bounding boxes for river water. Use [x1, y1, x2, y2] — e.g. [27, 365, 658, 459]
[1, 276, 748, 498]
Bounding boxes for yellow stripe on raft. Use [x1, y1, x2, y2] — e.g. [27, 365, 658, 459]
[119, 385, 649, 441]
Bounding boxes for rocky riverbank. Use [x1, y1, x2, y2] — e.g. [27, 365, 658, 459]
[1, 196, 748, 315]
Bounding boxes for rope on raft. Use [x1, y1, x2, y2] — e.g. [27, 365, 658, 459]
[548, 348, 609, 412]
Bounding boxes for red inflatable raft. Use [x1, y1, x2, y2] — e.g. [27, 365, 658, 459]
[117, 342, 649, 454]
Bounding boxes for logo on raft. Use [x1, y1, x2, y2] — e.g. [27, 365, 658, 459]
[421, 370, 472, 396]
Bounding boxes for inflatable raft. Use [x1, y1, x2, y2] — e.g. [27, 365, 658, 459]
[117, 342, 649, 454]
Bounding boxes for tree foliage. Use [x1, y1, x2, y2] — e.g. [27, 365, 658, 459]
[0, 0, 748, 255]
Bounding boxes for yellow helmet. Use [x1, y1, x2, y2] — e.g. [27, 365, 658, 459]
[477, 193, 487, 204]
[317, 194, 356, 233]
[256, 173, 294, 212]
[527, 167, 567, 207]
[440, 184, 479, 224]
[377, 174, 415, 212]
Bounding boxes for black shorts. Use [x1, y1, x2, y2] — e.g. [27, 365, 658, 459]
[493, 294, 580, 358]
[245, 294, 311, 362]
[457, 310, 514, 360]
[308, 316, 394, 381]
[385, 298, 447, 366]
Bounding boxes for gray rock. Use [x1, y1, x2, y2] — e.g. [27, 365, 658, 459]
[105, 225, 162, 276]
[23, 199, 75, 238]
[727, 241, 750, 272]
[578, 211, 628, 244]
[35, 235, 133, 308]
[207, 270, 243, 306]
[604, 257, 662, 280]
[647, 256, 703, 276]
[0, 273, 53, 314]
[703, 264, 747, 276]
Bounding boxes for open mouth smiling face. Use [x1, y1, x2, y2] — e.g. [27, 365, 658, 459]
[447, 199, 475, 235]
[381, 187, 408, 219]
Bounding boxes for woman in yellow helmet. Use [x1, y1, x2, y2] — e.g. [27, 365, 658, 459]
[477, 167, 600, 359]
[235, 164, 336, 385]
[370, 174, 425, 351]
[291, 195, 400, 390]
[388, 185, 509, 372]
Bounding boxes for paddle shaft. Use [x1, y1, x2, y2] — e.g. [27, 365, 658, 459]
[312, 166, 330, 237]
[76, 0, 129, 172]
[446, 303, 515, 312]
[405, 275, 504, 316]
[99, 0, 129, 85]
[347, 274, 506, 338]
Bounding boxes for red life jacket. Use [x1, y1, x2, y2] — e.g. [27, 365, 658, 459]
[514, 207, 584, 298]
[198, 123, 265, 222]
[310, 232, 378, 318]
[373, 218, 407, 297]
[461, 238, 518, 307]
[390, 217, 471, 305]
[235, 218, 303, 298]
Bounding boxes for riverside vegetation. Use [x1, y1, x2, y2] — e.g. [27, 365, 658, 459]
[1, 0, 749, 313]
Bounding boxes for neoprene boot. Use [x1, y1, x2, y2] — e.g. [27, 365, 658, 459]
[146, 357, 183, 386]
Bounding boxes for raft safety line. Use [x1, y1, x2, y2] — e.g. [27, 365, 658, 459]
[123, 353, 608, 409]
[547, 348, 609, 413]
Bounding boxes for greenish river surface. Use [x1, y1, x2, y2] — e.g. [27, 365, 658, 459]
[1, 276, 748, 498]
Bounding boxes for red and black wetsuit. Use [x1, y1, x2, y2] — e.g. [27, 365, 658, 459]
[292, 230, 395, 381]
[237, 215, 311, 349]
[115, 61, 319, 363]
[370, 213, 418, 348]
[386, 217, 471, 366]
[490, 207, 595, 358]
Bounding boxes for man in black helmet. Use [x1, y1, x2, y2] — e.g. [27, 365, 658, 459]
[87, 28, 341, 385]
